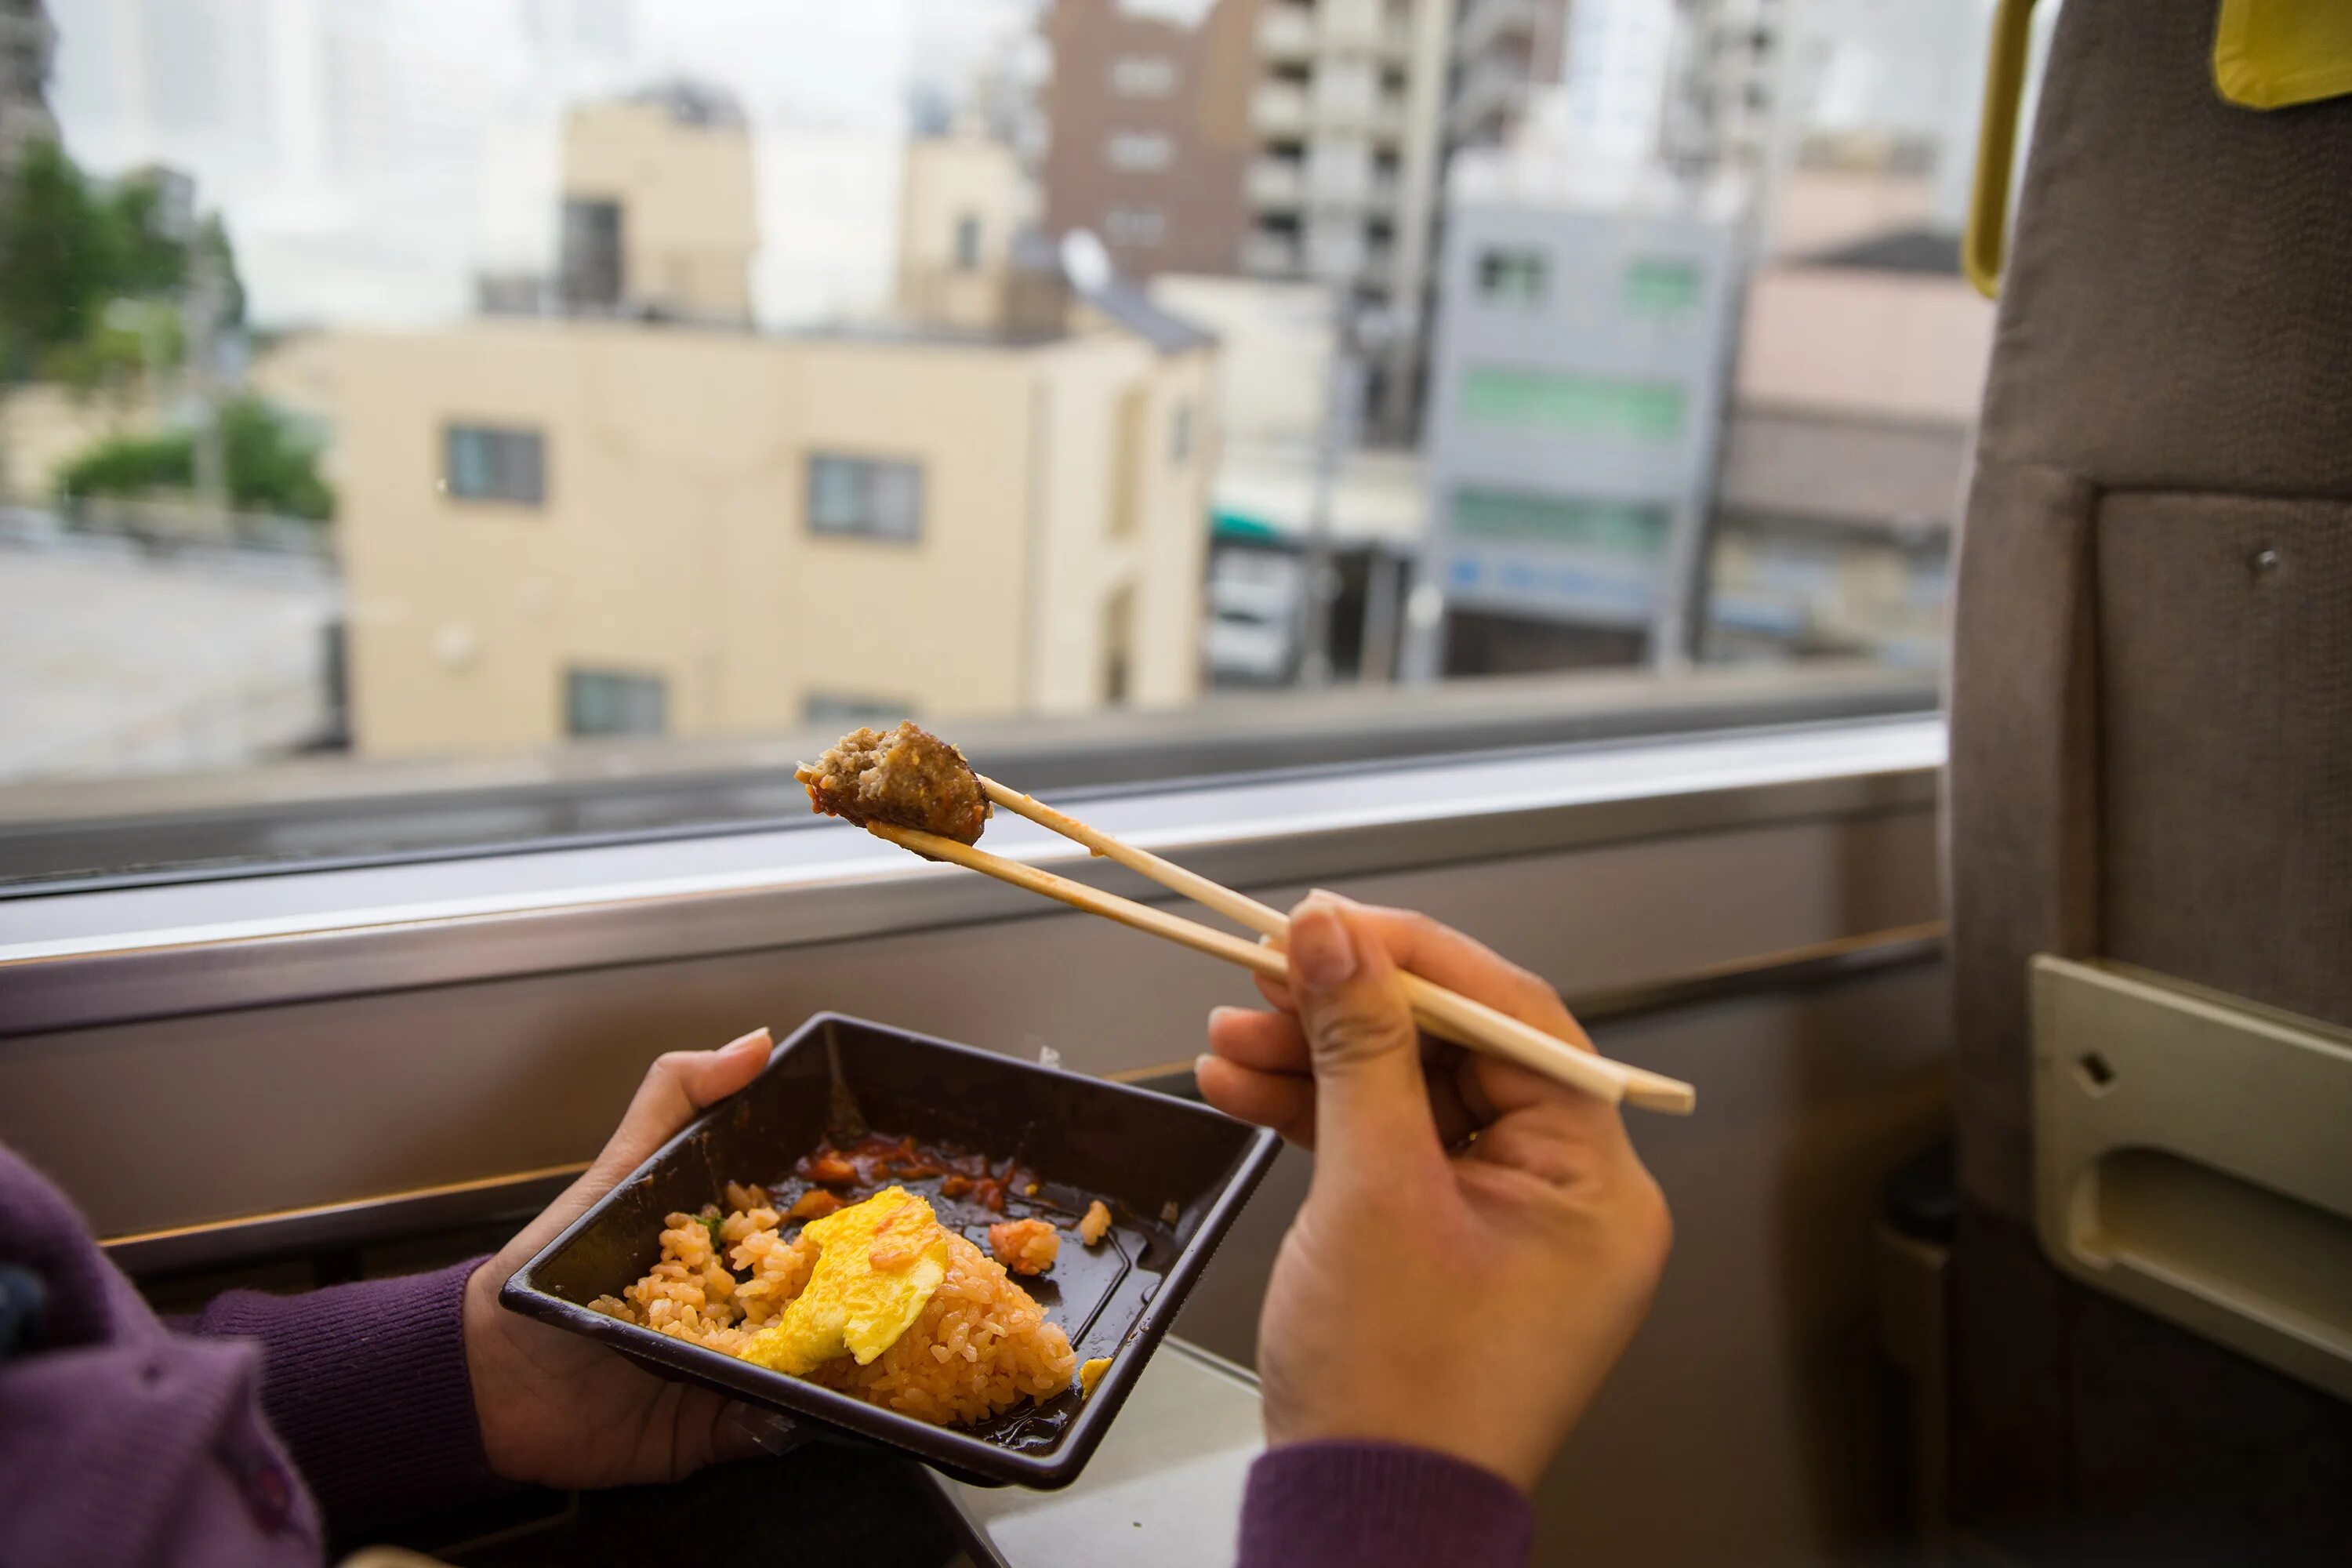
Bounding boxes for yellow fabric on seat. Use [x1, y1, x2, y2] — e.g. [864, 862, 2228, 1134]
[2214, 0, 2352, 110]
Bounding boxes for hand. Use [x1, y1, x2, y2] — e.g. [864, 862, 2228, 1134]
[1196, 895, 1671, 1493]
[463, 1028, 779, 1489]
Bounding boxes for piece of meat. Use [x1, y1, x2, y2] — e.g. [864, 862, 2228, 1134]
[797, 722, 990, 845]
[1077, 1200, 1112, 1246]
[988, 1218, 1060, 1276]
[786, 1189, 844, 1221]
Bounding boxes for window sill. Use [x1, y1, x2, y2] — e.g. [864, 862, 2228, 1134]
[0, 714, 1944, 1037]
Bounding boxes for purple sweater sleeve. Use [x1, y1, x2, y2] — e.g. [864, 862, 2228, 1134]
[1239, 1441, 1533, 1568]
[2, 1143, 504, 1567]
[194, 1257, 505, 1530]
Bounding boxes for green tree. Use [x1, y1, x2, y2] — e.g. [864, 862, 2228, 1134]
[56, 395, 335, 521]
[0, 141, 220, 389]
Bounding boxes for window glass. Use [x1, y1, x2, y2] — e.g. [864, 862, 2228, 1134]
[444, 426, 546, 505]
[0, 0, 2003, 882]
[1458, 368, 1686, 441]
[1450, 490, 1670, 558]
[1110, 56, 1177, 98]
[1478, 249, 1548, 305]
[1105, 132, 1174, 170]
[808, 455, 923, 543]
[804, 692, 907, 726]
[1105, 207, 1166, 245]
[1623, 257, 1700, 320]
[565, 669, 667, 737]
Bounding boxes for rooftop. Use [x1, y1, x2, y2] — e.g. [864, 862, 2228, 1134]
[1802, 227, 1965, 278]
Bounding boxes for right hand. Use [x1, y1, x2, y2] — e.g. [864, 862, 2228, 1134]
[1196, 894, 1671, 1492]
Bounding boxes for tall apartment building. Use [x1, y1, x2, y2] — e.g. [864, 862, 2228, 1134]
[1040, 0, 1263, 280]
[1044, 0, 1576, 439]
[339, 97, 1217, 760]
[0, 0, 55, 186]
[1661, 0, 1783, 178]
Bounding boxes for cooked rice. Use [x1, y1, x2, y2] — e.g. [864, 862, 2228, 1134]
[592, 1189, 1076, 1426]
[1076, 1199, 1112, 1245]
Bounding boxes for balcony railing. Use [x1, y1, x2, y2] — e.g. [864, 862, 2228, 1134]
[1248, 158, 1306, 207]
[1241, 231, 1304, 277]
[1258, 4, 1314, 61]
[1252, 81, 1312, 137]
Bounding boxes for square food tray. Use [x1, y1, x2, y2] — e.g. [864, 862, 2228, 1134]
[499, 1011, 1279, 1489]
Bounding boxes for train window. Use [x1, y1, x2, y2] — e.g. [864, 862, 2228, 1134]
[0, 0, 2004, 887]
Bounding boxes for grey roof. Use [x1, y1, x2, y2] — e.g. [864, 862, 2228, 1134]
[1009, 228, 1218, 355]
[1804, 227, 1964, 277]
[1085, 279, 1218, 354]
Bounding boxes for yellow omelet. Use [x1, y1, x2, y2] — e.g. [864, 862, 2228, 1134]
[742, 1185, 950, 1375]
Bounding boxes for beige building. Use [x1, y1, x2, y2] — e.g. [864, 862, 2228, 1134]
[336, 307, 1214, 757]
[896, 133, 1033, 332]
[557, 85, 757, 322]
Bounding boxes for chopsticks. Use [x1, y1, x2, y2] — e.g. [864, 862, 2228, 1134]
[830, 770, 1693, 1115]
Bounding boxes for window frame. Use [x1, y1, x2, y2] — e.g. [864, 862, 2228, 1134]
[442, 423, 548, 507]
[564, 667, 670, 739]
[0, 666, 1938, 899]
[0, 703, 1945, 1036]
[805, 452, 924, 544]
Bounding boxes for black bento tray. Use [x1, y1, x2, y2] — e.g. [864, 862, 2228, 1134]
[499, 1011, 1279, 1490]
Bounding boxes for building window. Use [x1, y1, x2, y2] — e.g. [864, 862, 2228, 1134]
[1101, 583, 1135, 706]
[953, 213, 982, 271]
[559, 198, 622, 310]
[444, 424, 546, 505]
[1110, 56, 1176, 97]
[1624, 257, 1701, 321]
[804, 693, 907, 726]
[1171, 401, 1192, 463]
[1105, 132, 1174, 171]
[808, 454, 924, 543]
[1458, 367, 1686, 441]
[1105, 207, 1167, 245]
[565, 668, 667, 737]
[1450, 489, 1671, 560]
[1477, 248, 1548, 306]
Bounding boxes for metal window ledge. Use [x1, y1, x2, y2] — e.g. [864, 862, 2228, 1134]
[0, 716, 1944, 1038]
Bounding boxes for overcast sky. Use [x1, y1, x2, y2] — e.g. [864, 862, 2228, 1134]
[45, 0, 1036, 328]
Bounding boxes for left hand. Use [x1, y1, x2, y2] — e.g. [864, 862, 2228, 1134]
[463, 1027, 778, 1489]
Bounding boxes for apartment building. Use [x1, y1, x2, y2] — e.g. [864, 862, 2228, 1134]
[1047, 0, 1573, 438]
[1704, 167, 1993, 665]
[1410, 147, 1744, 679]
[337, 309, 1213, 757]
[1039, 0, 1263, 280]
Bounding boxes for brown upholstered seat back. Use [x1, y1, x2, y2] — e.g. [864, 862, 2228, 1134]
[1948, 0, 2352, 1224]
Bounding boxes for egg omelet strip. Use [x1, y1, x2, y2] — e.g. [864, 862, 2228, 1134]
[741, 1185, 950, 1376]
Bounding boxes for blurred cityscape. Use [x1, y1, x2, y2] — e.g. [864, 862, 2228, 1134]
[0, 0, 2000, 784]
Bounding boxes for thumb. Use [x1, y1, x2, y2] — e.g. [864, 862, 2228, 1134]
[1287, 895, 1439, 1174]
[584, 1026, 773, 1189]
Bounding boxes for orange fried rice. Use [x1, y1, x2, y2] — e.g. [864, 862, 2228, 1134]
[586, 1180, 1076, 1426]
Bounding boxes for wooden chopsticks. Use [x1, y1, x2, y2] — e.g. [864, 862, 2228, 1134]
[832, 768, 1693, 1115]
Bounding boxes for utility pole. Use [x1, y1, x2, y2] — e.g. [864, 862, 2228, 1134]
[1295, 301, 1389, 688]
[184, 230, 227, 521]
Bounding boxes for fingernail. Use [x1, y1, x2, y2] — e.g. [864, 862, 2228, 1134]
[721, 1027, 771, 1057]
[1289, 898, 1356, 991]
[1209, 1004, 1247, 1026]
[1194, 1052, 1217, 1077]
